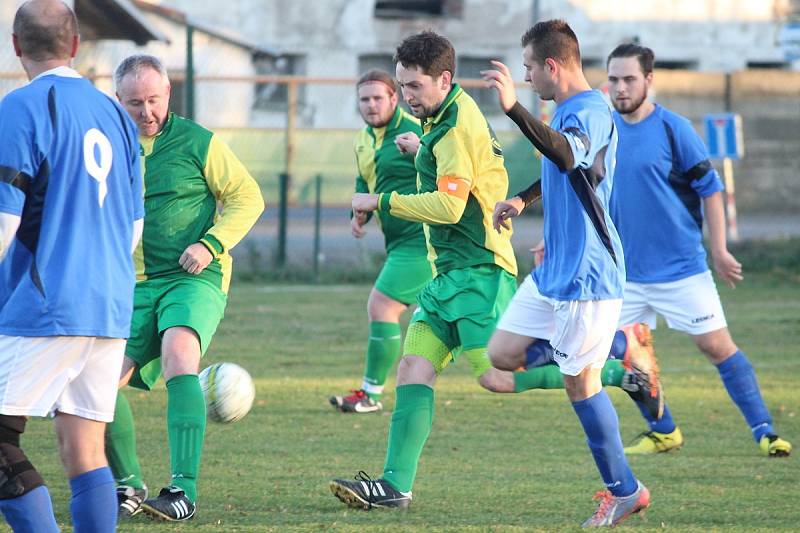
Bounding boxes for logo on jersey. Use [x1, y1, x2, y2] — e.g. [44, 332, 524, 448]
[554, 347, 569, 359]
[486, 122, 503, 157]
[691, 314, 715, 324]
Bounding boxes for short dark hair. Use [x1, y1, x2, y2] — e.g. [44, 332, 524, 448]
[13, 0, 78, 62]
[607, 43, 655, 76]
[394, 31, 455, 79]
[520, 19, 580, 67]
[357, 69, 397, 95]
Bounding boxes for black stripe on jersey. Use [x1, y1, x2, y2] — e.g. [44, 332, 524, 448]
[47, 86, 57, 128]
[16, 159, 49, 297]
[684, 159, 713, 182]
[663, 121, 703, 230]
[567, 143, 618, 264]
[0, 166, 31, 193]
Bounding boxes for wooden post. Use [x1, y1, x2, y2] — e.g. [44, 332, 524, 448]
[722, 157, 739, 242]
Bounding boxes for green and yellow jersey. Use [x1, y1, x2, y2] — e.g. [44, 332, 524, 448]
[134, 113, 264, 293]
[354, 106, 426, 253]
[377, 84, 517, 277]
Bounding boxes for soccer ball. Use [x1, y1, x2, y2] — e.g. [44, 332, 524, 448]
[199, 363, 256, 423]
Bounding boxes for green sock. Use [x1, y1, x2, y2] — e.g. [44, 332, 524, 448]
[601, 359, 625, 387]
[362, 321, 402, 400]
[513, 365, 565, 391]
[105, 391, 144, 489]
[382, 384, 434, 493]
[513, 359, 626, 392]
[166, 374, 206, 503]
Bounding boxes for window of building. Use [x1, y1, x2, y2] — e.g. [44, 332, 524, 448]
[374, 0, 463, 19]
[746, 60, 789, 69]
[582, 57, 604, 69]
[358, 54, 396, 77]
[655, 59, 699, 70]
[253, 54, 306, 110]
[170, 71, 186, 117]
[457, 56, 500, 114]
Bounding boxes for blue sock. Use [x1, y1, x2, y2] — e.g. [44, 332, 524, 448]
[635, 401, 677, 434]
[524, 339, 555, 369]
[717, 350, 774, 442]
[609, 329, 627, 360]
[0, 485, 59, 533]
[69, 467, 117, 533]
[572, 390, 638, 497]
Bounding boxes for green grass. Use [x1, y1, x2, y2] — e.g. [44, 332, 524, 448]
[19, 274, 798, 532]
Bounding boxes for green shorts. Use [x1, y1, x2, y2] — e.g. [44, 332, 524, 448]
[126, 275, 227, 390]
[410, 264, 517, 353]
[374, 247, 433, 305]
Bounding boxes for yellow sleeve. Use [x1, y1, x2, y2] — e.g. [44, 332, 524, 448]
[379, 127, 472, 225]
[201, 135, 265, 256]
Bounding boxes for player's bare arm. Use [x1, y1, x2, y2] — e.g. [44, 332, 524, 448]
[493, 179, 543, 232]
[179, 242, 214, 275]
[351, 212, 367, 238]
[0, 212, 21, 262]
[480, 60, 518, 112]
[492, 197, 525, 232]
[531, 239, 545, 267]
[704, 191, 743, 288]
[395, 131, 420, 155]
[352, 192, 379, 215]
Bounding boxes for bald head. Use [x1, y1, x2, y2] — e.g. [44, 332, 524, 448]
[13, 0, 79, 62]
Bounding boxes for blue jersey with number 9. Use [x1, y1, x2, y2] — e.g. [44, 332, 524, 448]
[0, 70, 143, 338]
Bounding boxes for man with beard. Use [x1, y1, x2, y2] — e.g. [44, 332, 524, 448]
[329, 31, 519, 509]
[605, 43, 791, 457]
[328, 70, 432, 414]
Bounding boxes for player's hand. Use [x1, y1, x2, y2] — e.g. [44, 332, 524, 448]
[352, 193, 379, 216]
[712, 248, 743, 289]
[492, 196, 525, 232]
[395, 132, 420, 155]
[531, 239, 545, 267]
[480, 60, 518, 113]
[179, 243, 214, 275]
[351, 212, 367, 238]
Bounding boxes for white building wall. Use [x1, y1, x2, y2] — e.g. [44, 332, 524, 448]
[153, 0, 794, 128]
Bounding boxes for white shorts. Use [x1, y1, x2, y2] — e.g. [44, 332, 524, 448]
[0, 336, 125, 422]
[496, 276, 623, 376]
[619, 271, 727, 335]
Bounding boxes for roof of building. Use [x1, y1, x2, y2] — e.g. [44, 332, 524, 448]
[132, 0, 279, 57]
[76, 0, 167, 45]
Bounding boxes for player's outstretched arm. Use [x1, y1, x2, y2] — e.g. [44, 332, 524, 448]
[480, 60, 518, 113]
[481, 61, 574, 172]
[704, 191, 743, 288]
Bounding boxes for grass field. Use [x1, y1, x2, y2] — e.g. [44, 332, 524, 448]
[18, 274, 799, 532]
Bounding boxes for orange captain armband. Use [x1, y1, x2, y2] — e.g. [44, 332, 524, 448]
[436, 176, 470, 200]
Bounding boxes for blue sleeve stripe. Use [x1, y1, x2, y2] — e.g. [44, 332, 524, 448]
[0, 166, 31, 193]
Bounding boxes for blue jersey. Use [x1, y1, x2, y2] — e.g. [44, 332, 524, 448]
[610, 105, 723, 283]
[532, 90, 625, 301]
[0, 69, 143, 337]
